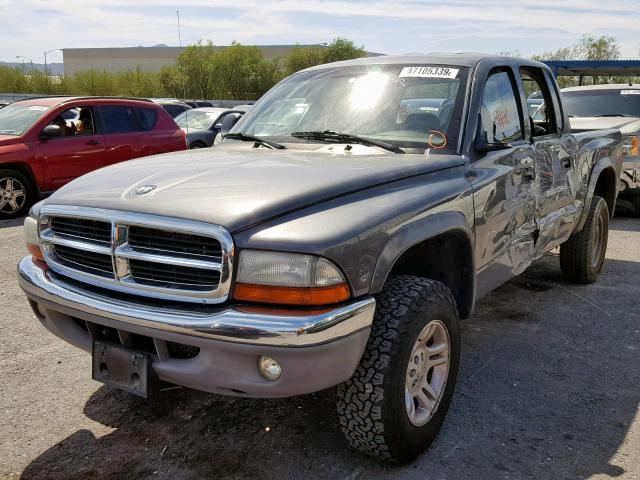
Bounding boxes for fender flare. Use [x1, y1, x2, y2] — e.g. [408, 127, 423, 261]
[370, 210, 475, 318]
[575, 157, 617, 232]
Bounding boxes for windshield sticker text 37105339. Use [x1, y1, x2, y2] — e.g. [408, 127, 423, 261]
[399, 66, 459, 79]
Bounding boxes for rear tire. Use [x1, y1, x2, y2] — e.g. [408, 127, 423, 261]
[560, 195, 609, 284]
[0, 169, 32, 219]
[336, 276, 460, 463]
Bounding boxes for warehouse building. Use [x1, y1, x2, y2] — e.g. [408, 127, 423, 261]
[63, 44, 336, 75]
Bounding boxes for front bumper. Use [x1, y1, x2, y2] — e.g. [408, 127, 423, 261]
[18, 257, 375, 397]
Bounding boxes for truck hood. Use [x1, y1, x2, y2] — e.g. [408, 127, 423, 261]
[46, 145, 464, 232]
[570, 116, 640, 135]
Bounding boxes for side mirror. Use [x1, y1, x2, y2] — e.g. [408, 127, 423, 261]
[475, 113, 511, 153]
[220, 113, 243, 137]
[40, 124, 63, 139]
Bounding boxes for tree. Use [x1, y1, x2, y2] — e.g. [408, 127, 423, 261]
[175, 41, 218, 98]
[284, 38, 366, 75]
[532, 34, 622, 86]
[284, 45, 325, 76]
[0, 65, 29, 93]
[322, 38, 366, 63]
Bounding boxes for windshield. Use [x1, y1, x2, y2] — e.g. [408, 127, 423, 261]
[233, 64, 469, 152]
[175, 110, 219, 130]
[0, 103, 50, 135]
[563, 89, 640, 117]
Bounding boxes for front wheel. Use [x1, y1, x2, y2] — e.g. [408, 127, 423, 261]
[0, 169, 32, 219]
[559, 194, 609, 284]
[336, 276, 460, 463]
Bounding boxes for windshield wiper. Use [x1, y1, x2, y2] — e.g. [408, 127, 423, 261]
[224, 132, 285, 149]
[290, 130, 404, 154]
[592, 114, 631, 117]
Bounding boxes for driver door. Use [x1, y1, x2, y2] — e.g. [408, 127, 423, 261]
[470, 67, 537, 297]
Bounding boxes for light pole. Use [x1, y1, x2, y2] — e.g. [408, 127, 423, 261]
[44, 48, 62, 77]
[16, 55, 33, 74]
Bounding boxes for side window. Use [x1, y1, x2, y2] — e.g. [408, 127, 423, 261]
[163, 105, 184, 117]
[101, 106, 130, 134]
[481, 70, 523, 144]
[519, 67, 557, 136]
[134, 108, 158, 131]
[45, 107, 94, 137]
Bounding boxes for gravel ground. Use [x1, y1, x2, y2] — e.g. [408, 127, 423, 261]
[0, 215, 638, 480]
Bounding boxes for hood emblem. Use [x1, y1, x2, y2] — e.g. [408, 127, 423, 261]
[134, 184, 157, 196]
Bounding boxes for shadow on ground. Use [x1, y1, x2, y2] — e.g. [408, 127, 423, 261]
[21, 255, 640, 480]
[0, 217, 24, 229]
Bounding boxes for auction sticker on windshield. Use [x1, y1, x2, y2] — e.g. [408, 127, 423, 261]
[399, 66, 459, 79]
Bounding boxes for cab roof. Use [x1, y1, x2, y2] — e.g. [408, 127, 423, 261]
[302, 53, 550, 73]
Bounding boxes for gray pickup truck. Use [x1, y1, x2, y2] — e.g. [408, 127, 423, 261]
[18, 54, 622, 463]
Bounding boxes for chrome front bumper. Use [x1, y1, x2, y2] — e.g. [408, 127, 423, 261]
[18, 256, 376, 397]
[18, 256, 375, 347]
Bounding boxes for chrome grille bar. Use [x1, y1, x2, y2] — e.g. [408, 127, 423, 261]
[38, 205, 234, 304]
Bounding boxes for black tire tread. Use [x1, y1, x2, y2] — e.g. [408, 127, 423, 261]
[336, 275, 458, 461]
[559, 195, 608, 284]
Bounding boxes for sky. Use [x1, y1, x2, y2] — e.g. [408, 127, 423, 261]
[1, 0, 639, 65]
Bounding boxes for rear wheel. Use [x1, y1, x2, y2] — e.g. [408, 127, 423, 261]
[189, 141, 206, 149]
[559, 195, 609, 284]
[0, 169, 32, 219]
[336, 276, 460, 463]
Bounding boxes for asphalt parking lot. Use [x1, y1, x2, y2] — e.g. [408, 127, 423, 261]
[1, 215, 638, 480]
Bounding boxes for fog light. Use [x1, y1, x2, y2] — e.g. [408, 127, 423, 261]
[258, 356, 282, 381]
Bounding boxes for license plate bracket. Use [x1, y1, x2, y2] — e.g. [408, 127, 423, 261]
[92, 341, 151, 398]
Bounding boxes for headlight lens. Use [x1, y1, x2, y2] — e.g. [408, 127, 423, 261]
[24, 207, 44, 261]
[234, 250, 350, 306]
[623, 135, 639, 156]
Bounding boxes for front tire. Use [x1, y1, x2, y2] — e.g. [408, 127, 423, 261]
[336, 276, 460, 463]
[560, 194, 609, 284]
[0, 169, 32, 219]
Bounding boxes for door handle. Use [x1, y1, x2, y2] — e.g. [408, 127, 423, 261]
[86, 139, 102, 145]
[560, 157, 571, 169]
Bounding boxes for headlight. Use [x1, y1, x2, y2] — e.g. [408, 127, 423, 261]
[623, 135, 639, 156]
[24, 203, 44, 261]
[233, 250, 350, 306]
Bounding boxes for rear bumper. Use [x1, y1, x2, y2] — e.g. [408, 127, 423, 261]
[18, 257, 375, 397]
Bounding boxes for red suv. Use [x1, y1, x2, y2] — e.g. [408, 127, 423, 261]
[0, 97, 187, 218]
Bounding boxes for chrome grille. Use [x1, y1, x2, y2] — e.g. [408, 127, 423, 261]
[129, 259, 221, 290]
[53, 245, 113, 277]
[38, 206, 233, 304]
[50, 217, 111, 244]
[128, 226, 222, 259]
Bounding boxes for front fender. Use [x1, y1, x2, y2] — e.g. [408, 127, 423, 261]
[370, 211, 474, 292]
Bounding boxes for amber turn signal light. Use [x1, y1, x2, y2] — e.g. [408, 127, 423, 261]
[234, 283, 351, 306]
[26, 243, 45, 262]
